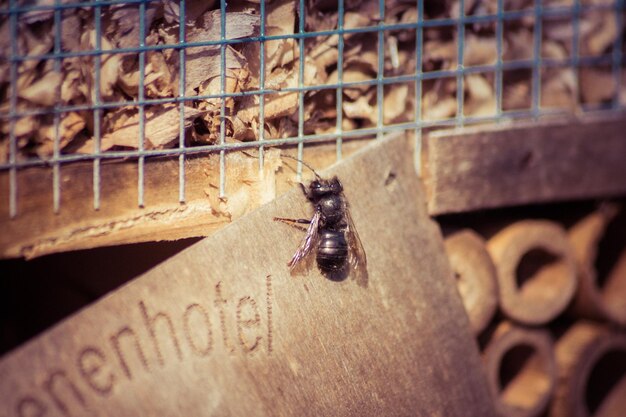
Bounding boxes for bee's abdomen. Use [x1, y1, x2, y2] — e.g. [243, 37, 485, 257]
[317, 230, 348, 272]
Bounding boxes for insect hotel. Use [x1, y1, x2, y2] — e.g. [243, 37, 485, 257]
[1, 0, 626, 416]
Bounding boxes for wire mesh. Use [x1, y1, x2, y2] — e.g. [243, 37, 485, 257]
[1, 0, 625, 217]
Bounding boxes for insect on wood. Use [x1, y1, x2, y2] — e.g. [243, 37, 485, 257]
[274, 156, 368, 287]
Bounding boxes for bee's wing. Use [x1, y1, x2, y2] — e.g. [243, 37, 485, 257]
[288, 210, 321, 275]
[345, 204, 368, 287]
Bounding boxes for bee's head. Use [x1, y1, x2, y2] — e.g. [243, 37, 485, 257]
[309, 176, 343, 199]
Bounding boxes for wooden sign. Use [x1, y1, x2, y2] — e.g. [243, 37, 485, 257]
[0, 134, 495, 417]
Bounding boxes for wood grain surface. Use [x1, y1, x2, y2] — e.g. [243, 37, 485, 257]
[0, 134, 495, 417]
[5, 114, 626, 260]
[0, 141, 370, 260]
[423, 114, 626, 215]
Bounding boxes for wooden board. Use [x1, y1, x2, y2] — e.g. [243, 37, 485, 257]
[4, 113, 626, 260]
[0, 133, 495, 417]
[423, 114, 626, 215]
[0, 141, 370, 259]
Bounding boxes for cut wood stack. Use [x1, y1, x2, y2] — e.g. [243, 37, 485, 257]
[443, 210, 626, 417]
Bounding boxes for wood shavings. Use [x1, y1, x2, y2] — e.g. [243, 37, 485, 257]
[264, 0, 297, 75]
[218, 149, 282, 219]
[622, 72, 626, 106]
[0, 141, 7, 164]
[541, 40, 577, 110]
[464, 34, 497, 67]
[343, 93, 377, 123]
[12, 115, 41, 139]
[384, 84, 411, 124]
[17, 71, 62, 107]
[503, 75, 532, 111]
[423, 79, 458, 121]
[504, 26, 534, 61]
[423, 39, 458, 72]
[0, 22, 8, 86]
[106, 3, 159, 49]
[78, 105, 204, 152]
[37, 112, 87, 157]
[580, 10, 618, 56]
[1, 0, 624, 160]
[190, 10, 260, 43]
[580, 67, 615, 104]
[328, 65, 374, 99]
[542, 68, 577, 110]
[184, 11, 259, 97]
[185, 45, 248, 97]
[162, 0, 218, 24]
[464, 74, 496, 116]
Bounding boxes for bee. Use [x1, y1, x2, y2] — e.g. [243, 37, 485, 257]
[274, 157, 368, 287]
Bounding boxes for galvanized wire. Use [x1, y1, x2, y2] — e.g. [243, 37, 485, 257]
[1, 0, 625, 217]
[178, 0, 187, 204]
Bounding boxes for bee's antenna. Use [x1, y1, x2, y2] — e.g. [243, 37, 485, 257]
[280, 154, 321, 180]
[242, 150, 321, 180]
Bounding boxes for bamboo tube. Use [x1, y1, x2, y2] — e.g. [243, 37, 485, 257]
[568, 204, 626, 326]
[445, 229, 499, 335]
[483, 321, 556, 417]
[550, 321, 626, 417]
[488, 220, 578, 325]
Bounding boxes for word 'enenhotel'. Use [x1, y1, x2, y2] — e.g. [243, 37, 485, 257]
[8, 276, 274, 417]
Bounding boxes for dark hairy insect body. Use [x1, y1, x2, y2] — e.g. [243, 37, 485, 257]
[317, 230, 348, 272]
[309, 179, 349, 273]
[274, 165, 367, 286]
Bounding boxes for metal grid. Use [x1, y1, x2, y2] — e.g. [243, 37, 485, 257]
[1, 0, 625, 217]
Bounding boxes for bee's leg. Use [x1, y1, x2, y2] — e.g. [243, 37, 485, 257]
[273, 217, 310, 232]
[298, 182, 309, 199]
[274, 217, 310, 224]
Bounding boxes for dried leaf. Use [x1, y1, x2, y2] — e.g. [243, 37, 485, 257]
[81, 105, 204, 152]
